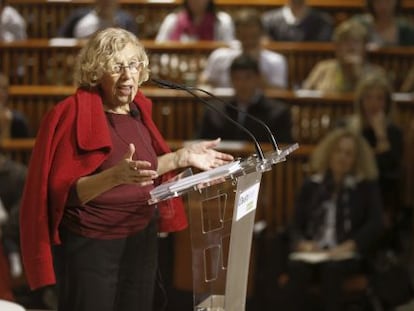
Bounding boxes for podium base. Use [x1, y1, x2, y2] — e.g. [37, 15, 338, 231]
[195, 295, 224, 311]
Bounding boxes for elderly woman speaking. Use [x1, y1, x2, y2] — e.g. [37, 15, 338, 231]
[19, 27, 233, 311]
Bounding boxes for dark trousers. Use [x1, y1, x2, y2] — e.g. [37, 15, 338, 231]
[284, 259, 361, 311]
[53, 219, 158, 311]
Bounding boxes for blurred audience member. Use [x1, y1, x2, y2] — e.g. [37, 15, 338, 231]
[0, 73, 30, 141]
[0, 152, 25, 273]
[285, 128, 383, 311]
[352, 0, 414, 48]
[344, 75, 403, 234]
[57, 0, 137, 38]
[198, 54, 292, 143]
[261, 0, 333, 42]
[155, 0, 234, 42]
[401, 65, 414, 93]
[302, 20, 385, 93]
[0, 199, 14, 301]
[0, 0, 27, 42]
[200, 8, 287, 89]
[0, 148, 26, 301]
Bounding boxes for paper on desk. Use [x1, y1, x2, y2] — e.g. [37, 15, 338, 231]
[289, 251, 356, 263]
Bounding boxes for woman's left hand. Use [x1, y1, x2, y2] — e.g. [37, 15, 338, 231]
[175, 138, 234, 171]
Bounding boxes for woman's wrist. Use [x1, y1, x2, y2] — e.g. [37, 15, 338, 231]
[174, 147, 190, 169]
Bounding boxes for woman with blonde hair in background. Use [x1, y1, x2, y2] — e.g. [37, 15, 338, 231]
[285, 128, 383, 311]
[345, 74, 403, 247]
[303, 19, 385, 93]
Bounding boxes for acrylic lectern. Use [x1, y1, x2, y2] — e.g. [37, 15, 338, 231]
[149, 143, 298, 311]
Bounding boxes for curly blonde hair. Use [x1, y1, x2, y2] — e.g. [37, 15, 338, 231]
[74, 28, 150, 88]
[309, 128, 378, 181]
[350, 74, 396, 130]
[333, 19, 368, 43]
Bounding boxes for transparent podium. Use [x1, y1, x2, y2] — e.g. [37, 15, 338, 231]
[149, 143, 298, 311]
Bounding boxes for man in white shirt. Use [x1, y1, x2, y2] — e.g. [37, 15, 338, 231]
[200, 8, 287, 89]
[0, 0, 26, 42]
[261, 0, 333, 42]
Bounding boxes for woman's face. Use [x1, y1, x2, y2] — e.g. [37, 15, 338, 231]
[361, 86, 387, 118]
[336, 37, 365, 65]
[100, 43, 142, 109]
[329, 136, 357, 179]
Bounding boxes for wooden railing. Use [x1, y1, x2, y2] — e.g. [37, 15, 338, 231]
[2, 40, 414, 90]
[8, 0, 414, 39]
[0, 138, 311, 231]
[0, 40, 226, 85]
[8, 86, 414, 144]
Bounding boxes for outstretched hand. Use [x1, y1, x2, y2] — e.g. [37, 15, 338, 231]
[175, 138, 234, 171]
[114, 143, 158, 186]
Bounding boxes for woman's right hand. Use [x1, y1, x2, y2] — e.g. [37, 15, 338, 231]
[113, 143, 158, 186]
[76, 144, 158, 204]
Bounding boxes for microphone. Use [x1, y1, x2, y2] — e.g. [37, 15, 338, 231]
[151, 78, 266, 161]
[192, 86, 280, 153]
[130, 109, 140, 118]
[151, 78, 281, 152]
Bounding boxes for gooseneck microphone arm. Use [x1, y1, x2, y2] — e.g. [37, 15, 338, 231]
[188, 86, 280, 153]
[151, 78, 265, 161]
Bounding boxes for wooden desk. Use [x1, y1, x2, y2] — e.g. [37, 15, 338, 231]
[0, 138, 310, 231]
[2, 40, 414, 90]
[8, 0, 414, 38]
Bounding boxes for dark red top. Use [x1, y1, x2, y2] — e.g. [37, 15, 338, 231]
[62, 110, 158, 239]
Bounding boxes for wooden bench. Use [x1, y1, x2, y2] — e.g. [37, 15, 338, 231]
[0, 40, 225, 85]
[9, 0, 414, 39]
[0, 138, 310, 232]
[8, 86, 414, 143]
[2, 40, 414, 90]
[6, 85, 414, 209]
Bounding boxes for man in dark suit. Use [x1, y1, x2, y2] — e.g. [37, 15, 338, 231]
[198, 53, 292, 144]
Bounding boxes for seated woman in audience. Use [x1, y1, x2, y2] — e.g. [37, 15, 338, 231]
[199, 8, 287, 89]
[0, 73, 30, 140]
[352, 0, 414, 48]
[345, 74, 403, 238]
[285, 127, 383, 311]
[0, 0, 27, 41]
[198, 54, 292, 143]
[302, 20, 385, 93]
[261, 0, 334, 42]
[57, 0, 137, 38]
[155, 0, 234, 42]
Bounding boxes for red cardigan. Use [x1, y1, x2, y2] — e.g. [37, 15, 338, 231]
[19, 88, 187, 290]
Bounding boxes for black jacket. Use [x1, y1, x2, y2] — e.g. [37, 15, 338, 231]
[57, 8, 138, 37]
[291, 173, 383, 255]
[198, 93, 292, 144]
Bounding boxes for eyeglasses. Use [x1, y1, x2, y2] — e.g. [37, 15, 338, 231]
[110, 61, 145, 75]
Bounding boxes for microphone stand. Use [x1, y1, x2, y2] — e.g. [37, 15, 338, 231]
[188, 87, 281, 154]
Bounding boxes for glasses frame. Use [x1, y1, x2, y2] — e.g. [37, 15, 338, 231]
[110, 61, 145, 75]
